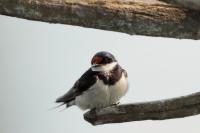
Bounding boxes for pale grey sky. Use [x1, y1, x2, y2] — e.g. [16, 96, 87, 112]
[0, 15, 200, 133]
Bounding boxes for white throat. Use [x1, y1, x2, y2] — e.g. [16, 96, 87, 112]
[91, 62, 117, 72]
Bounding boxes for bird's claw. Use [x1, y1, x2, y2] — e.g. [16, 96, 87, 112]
[111, 102, 120, 106]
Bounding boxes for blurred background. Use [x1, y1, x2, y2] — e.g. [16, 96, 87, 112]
[0, 15, 200, 133]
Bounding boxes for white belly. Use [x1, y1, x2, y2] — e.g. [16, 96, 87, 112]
[109, 73, 128, 104]
[75, 73, 128, 110]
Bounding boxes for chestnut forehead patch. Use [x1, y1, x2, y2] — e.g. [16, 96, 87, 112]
[91, 56, 103, 64]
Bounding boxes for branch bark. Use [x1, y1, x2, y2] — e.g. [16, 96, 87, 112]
[84, 92, 200, 125]
[159, 0, 200, 11]
[0, 0, 200, 39]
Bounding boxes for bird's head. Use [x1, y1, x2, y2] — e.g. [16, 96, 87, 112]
[91, 51, 117, 72]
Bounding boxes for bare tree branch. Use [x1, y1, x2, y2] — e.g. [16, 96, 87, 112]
[0, 0, 200, 39]
[84, 92, 200, 125]
[159, 0, 200, 11]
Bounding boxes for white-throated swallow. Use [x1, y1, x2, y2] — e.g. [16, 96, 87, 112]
[56, 51, 128, 110]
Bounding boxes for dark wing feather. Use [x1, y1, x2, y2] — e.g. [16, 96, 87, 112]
[56, 68, 98, 103]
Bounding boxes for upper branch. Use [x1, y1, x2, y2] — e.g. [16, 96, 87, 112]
[84, 92, 200, 125]
[0, 0, 200, 39]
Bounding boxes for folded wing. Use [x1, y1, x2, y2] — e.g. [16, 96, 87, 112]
[56, 68, 98, 103]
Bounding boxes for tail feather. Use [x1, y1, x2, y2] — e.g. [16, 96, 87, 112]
[54, 100, 75, 109]
[56, 92, 76, 109]
[66, 100, 75, 108]
[48, 103, 65, 111]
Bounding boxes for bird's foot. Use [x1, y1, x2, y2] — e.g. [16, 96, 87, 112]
[111, 102, 120, 106]
[116, 102, 120, 105]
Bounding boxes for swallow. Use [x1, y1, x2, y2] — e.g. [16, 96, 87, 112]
[56, 51, 128, 110]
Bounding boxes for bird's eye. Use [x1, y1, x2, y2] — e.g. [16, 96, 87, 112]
[105, 57, 111, 63]
[91, 56, 103, 65]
